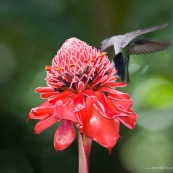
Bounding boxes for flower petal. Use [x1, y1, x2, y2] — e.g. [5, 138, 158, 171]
[48, 91, 73, 103]
[108, 94, 133, 111]
[72, 93, 85, 112]
[84, 90, 122, 119]
[28, 101, 54, 119]
[35, 87, 55, 93]
[28, 110, 49, 120]
[54, 100, 81, 123]
[104, 81, 127, 87]
[40, 92, 57, 98]
[94, 91, 117, 118]
[105, 97, 137, 129]
[118, 112, 137, 129]
[98, 87, 130, 99]
[34, 115, 60, 134]
[78, 97, 120, 151]
[54, 120, 76, 150]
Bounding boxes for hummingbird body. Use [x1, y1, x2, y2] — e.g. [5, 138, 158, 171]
[100, 23, 171, 82]
[113, 47, 130, 82]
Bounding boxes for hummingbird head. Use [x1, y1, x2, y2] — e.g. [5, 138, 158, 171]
[100, 37, 114, 52]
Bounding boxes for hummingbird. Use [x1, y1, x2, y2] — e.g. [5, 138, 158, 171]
[100, 23, 171, 82]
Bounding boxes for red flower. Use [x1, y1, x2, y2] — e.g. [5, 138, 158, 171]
[28, 38, 137, 151]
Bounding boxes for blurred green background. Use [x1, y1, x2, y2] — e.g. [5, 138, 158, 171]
[1, 0, 173, 173]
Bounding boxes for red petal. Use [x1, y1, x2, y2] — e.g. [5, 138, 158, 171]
[72, 93, 85, 112]
[91, 71, 106, 87]
[83, 90, 96, 98]
[98, 87, 130, 99]
[54, 120, 76, 150]
[41, 92, 57, 98]
[99, 75, 116, 86]
[54, 100, 81, 123]
[35, 87, 55, 93]
[79, 98, 120, 151]
[84, 90, 120, 119]
[118, 112, 137, 129]
[28, 101, 54, 119]
[93, 91, 118, 119]
[31, 106, 54, 115]
[104, 82, 127, 87]
[29, 111, 49, 120]
[34, 115, 60, 134]
[109, 94, 133, 111]
[105, 96, 122, 112]
[77, 97, 93, 129]
[105, 97, 137, 129]
[48, 91, 73, 103]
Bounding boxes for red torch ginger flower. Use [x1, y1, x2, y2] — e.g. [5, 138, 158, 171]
[28, 38, 137, 151]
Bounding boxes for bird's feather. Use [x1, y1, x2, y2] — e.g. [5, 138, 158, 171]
[124, 23, 168, 44]
[113, 52, 130, 82]
[128, 39, 171, 55]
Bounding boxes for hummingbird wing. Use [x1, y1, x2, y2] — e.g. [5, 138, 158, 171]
[124, 23, 168, 44]
[128, 39, 171, 55]
[113, 52, 130, 82]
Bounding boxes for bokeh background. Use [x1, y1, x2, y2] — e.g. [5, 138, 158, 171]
[1, 0, 173, 173]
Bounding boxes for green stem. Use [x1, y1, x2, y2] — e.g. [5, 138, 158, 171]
[78, 132, 92, 173]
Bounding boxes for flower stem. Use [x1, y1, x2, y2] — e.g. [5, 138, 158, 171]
[78, 132, 92, 173]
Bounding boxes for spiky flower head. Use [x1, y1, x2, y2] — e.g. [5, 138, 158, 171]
[28, 38, 137, 151]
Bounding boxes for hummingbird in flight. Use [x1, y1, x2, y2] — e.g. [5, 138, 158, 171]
[100, 23, 171, 82]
